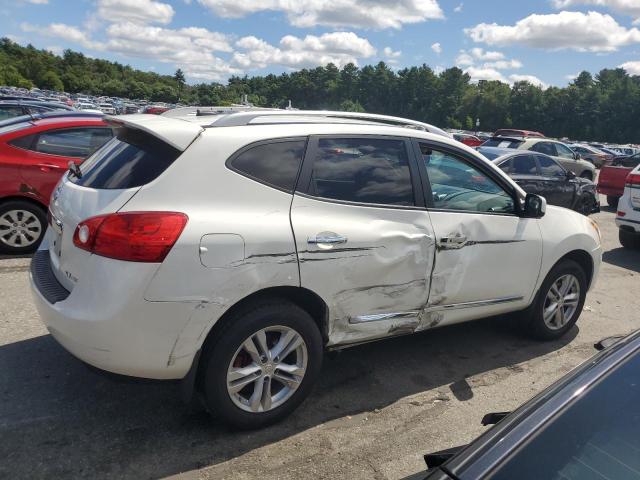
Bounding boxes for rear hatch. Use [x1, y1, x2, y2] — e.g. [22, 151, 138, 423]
[47, 116, 202, 292]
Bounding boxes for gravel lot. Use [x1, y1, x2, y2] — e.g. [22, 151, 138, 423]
[1, 197, 638, 480]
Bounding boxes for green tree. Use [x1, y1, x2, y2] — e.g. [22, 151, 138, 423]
[174, 68, 185, 100]
[39, 70, 64, 91]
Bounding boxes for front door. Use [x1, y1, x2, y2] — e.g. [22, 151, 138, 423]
[534, 154, 575, 208]
[290, 135, 436, 347]
[416, 141, 543, 326]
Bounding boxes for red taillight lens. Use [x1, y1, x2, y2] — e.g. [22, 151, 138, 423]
[617, 211, 626, 217]
[73, 212, 188, 262]
[626, 174, 640, 187]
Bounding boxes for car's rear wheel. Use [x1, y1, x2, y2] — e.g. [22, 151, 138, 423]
[607, 195, 619, 209]
[0, 201, 47, 254]
[522, 259, 587, 340]
[201, 300, 323, 429]
[619, 229, 640, 249]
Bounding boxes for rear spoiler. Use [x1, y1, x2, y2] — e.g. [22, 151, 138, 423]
[104, 114, 203, 151]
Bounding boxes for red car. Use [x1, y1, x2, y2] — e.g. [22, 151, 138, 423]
[494, 128, 545, 138]
[144, 105, 170, 115]
[0, 112, 114, 254]
[453, 133, 484, 147]
[597, 153, 640, 208]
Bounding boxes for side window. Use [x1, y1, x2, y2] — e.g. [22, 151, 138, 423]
[498, 158, 514, 174]
[537, 155, 566, 177]
[555, 143, 575, 159]
[33, 128, 113, 158]
[511, 155, 538, 175]
[620, 154, 640, 169]
[531, 142, 556, 156]
[308, 137, 414, 206]
[0, 106, 25, 120]
[230, 140, 306, 192]
[9, 133, 37, 150]
[421, 144, 515, 214]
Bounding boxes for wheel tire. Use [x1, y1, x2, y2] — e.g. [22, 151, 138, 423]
[576, 195, 595, 216]
[201, 300, 323, 430]
[0, 200, 47, 254]
[580, 171, 593, 181]
[522, 259, 587, 341]
[607, 195, 619, 209]
[619, 229, 640, 249]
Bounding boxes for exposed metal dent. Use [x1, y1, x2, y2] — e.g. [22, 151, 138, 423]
[436, 238, 526, 252]
[350, 310, 420, 324]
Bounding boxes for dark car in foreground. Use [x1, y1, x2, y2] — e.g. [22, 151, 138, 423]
[424, 330, 640, 480]
[478, 147, 599, 215]
[0, 100, 73, 121]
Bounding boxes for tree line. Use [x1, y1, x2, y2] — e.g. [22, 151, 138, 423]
[2, 37, 639, 143]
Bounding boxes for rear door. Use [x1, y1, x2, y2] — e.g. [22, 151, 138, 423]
[290, 135, 436, 346]
[498, 154, 542, 195]
[416, 141, 542, 325]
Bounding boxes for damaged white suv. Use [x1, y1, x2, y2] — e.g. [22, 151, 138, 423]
[30, 110, 602, 429]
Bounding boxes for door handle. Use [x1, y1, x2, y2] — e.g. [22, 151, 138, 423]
[307, 233, 348, 245]
[439, 234, 468, 250]
[37, 163, 63, 172]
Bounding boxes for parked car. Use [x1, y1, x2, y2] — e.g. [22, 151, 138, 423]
[493, 128, 544, 138]
[422, 330, 640, 480]
[597, 153, 640, 208]
[0, 112, 113, 254]
[568, 143, 611, 168]
[453, 133, 483, 147]
[491, 151, 599, 215]
[483, 136, 596, 180]
[98, 103, 116, 115]
[0, 100, 73, 120]
[615, 163, 640, 248]
[144, 105, 170, 115]
[30, 110, 602, 429]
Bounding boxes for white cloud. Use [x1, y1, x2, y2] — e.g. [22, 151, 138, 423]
[552, 0, 640, 24]
[24, 0, 49, 3]
[508, 74, 547, 88]
[465, 66, 507, 82]
[620, 60, 640, 74]
[431, 42, 442, 54]
[46, 45, 63, 55]
[454, 2, 463, 13]
[96, 0, 175, 25]
[565, 72, 579, 80]
[21, 22, 104, 50]
[197, 0, 444, 29]
[455, 51, 474, 66]
[484, 59, 523, 69]
[456, 48, 519, 70]
[233, 32, 376, 70]
[383, 46, 401, 58]
[466, 10, 640, 52]
[470, 47, 504, 61]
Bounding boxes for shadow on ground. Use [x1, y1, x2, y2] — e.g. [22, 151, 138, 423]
[0, 317, 577, 479]
[602, 247, 640, 274]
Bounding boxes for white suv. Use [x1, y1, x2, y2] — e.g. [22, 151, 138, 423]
[30, 110, 602, 429]
[616, 164, 640, 248]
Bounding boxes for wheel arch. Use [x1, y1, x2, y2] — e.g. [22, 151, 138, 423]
[553, 249, 594, 289]
[0, 195, 48, 212]
[191, 286, 329, 395]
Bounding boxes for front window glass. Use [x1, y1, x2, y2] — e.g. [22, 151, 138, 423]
[531, 142, 557, 156]
[538, 156, 566, 177]
[556, 143, 576, 159]
[421, 145, 514, 214]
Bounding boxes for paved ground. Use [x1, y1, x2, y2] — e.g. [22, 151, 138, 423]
[1, 197, 638, 480]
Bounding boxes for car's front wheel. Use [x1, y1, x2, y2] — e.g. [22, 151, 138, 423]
[580, 171, 593, 181]
[201, 300, 323, 429]
[0, 200, 47, 255]
[523, 259, 587, 340]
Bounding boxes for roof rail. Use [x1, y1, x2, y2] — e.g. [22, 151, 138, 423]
[206, 110, 451, 138]
[161, 105, 278, 118]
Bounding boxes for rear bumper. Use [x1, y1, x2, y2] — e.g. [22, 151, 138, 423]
[29, 246, 197, 380]
[616, 217, 640, 234]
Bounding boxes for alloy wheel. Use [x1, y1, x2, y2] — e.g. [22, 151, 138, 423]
[227, 326, 308, 413]
[543, 274, 580, 330]
[0, 209, 43, 248]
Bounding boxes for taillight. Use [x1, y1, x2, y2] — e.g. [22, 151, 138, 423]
[617, 211, 626, 217]
[626, 174, 640, 187]
[73, 212, 188, 262]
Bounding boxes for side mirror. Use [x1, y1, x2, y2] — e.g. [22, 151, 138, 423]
[566, 170, 576, 180]
[573, 152, 581, 160]
[523, 193, 546, 218]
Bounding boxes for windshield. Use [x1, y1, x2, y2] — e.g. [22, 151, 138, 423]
[483, 138, 524, 149]
[490, 350, 640, 480]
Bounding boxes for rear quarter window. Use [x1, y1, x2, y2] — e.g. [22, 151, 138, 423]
[69, 128, 180, 189]
[228, 139, 307, 192]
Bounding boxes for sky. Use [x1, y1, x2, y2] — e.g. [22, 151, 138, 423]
[4, 0, 640, 87]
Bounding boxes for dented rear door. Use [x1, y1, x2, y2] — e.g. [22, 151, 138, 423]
[290, 135, 436, 347]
